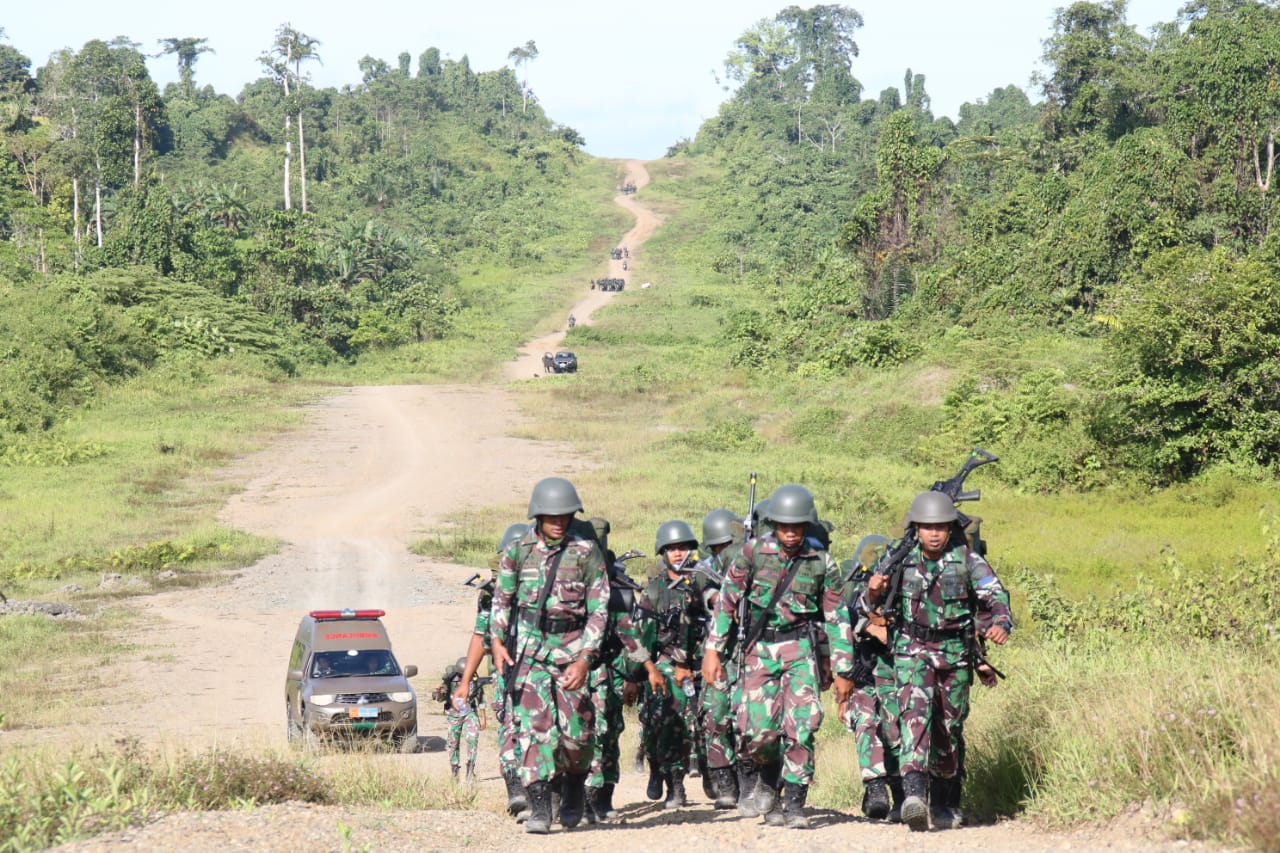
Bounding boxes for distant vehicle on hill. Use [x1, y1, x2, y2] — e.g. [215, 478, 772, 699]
[552, 351, 578, 374]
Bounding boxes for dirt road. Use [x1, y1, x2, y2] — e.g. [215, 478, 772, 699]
[43, 162, 1224, 852]
[507, 160, 660, 380]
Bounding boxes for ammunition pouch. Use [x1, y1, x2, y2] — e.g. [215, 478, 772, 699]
[519, 608, 585, 635]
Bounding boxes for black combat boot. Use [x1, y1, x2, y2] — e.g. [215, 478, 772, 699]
[863, 777, 890, 820]
[737, 761, 761, 817]
[646, 759, 664, 800]
[753, 760, 782, 817]
[503, 768, 528, 817]
[664, 770, 687, 809]
[450, 764, 459, 780]
[930, 774, 963, 829]
[887, 775, 905, 823]
[900, 771, 930, 832]
[633, 742, 646, 774]
[594, 782, 619, 821]
[559, 772, 588, 828]
[710, 766, 738, 809]
[700, 760, 716, 801]
[465, 763, 476, 784]
[782, 781, 811, 829]
[524, 781, 552, 835]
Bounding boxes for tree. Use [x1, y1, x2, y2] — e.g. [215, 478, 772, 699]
[156, 37, 214, 95]
[260, 24, 321, 212]
[507, 40, 538, 115]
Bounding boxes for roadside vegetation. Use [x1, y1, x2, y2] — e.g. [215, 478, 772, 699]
[3, 3, 1280, 852]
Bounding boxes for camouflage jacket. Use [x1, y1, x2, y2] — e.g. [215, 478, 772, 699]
[470, 585, 493, 649]
[620, 568, 711, 667]
[705, 531, 853, 674]
[867, 541, 1012, 649]
[490, 527, 609, 668]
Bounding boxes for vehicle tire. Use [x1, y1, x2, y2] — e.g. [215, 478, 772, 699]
[286, 704, 303, 746]
[396, 726, 420, 754]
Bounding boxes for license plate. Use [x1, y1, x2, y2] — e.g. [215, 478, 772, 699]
[348, 707, 380, 719]
[351, 721, 376, 731]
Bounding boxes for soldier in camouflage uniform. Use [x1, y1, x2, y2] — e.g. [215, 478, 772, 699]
[703, 485, 854, 829]
[439, 656, 484, 781]
[583, 517, 630, 823]
[862, 491, 1012, 832]
[620, 520, 708, 810]
[455, 523, 529, 819]
[694, 508, 746, 810]
[491, 477, 611, 834]
[839, 554, 903, 821]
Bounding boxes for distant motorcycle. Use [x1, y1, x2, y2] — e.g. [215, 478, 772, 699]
[567, 315, 577, 329]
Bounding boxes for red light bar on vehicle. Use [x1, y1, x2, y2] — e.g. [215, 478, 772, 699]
[309, 609, 386, 620]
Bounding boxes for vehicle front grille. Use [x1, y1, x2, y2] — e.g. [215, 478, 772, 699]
[332, 711, 394, 724]
[336, 693, 391, 703]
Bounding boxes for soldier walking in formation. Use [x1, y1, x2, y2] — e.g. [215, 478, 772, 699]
[703, 485, 853, 829]
[438, 656, 484, 782]
[692, 508, 747, 810]
[454, 523, 530, 819]
[620, 520, 708, 809]
[491, 477, 610, 834]
[582, 517, 630, 822]
[860, 491, 1012, 831]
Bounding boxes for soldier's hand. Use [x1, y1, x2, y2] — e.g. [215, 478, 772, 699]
[984, 624, 1010, 645]
[833, 674, 855, 705]
[646, 662, 667, 695]
[819, 658, 834, 691]
[977, 663, 999, 688]
[491, 639, 514, 671]
[560, 658, 590, 691]
[701, 650, 725, 688]
[867, 573, 888, 600]
[622, 680, 640, 706]
[451, 680, 470, 706]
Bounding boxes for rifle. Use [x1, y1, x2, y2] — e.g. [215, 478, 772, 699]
[872, 449, 1000, 637]
[463, 572, 495, 595]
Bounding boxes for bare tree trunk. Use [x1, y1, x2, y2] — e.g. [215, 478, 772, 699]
[134, 100, 142, 190]
[298, 110, 308, 213]
[94, 177, 104, 248]
[282, 74, 293, 210]
[72, 177, 81, 248]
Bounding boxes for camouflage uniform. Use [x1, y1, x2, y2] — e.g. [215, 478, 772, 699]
[443, 671, 484, 777]
[705, 529, 852, 810]
[585, 611, 626, 793]
[491, 526, 609, 788]
[865, 540, 1011, 811]
[620, 567, 709, 805]
[469, 587, 522, 776]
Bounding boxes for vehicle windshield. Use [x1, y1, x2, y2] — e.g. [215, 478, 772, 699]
[310, 649, 400, 678]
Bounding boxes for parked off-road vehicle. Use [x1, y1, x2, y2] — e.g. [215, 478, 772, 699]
[285, 608, 419, 752]
[552, 351, 578, 373]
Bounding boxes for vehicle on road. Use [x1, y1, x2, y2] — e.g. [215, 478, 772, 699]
[552, 351, 578, 373]
[285, 608, 419, 752]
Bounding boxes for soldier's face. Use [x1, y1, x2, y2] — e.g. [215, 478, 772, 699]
[540, 513, 573, 540]
[774, 522, 806, 551]
[664, 544, 692, 571]
[916, 521, 950, 557]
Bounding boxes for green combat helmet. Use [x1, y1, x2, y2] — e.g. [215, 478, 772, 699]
[701, 509, 739, 548]
[527, 476, 584, 518]
[498, 523, 530, 554]
[764, 484, 817, 524]
[906, 490, 958, 524]
[655, 520, 698, 554]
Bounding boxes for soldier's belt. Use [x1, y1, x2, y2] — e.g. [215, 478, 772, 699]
[900, 621, 967, 643]
[518, 608, 586, 634]
[757, 619, 816, 643]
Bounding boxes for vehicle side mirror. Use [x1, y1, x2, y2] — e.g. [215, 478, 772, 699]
[404, 665, 418, 678]
[287, 668, 303, 681]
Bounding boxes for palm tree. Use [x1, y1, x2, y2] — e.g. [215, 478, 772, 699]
[261, 24, 321, 212]
[156, 37, 214, 95]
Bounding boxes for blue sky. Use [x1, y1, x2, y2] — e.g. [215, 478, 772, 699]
[4, 1, 1185, 159]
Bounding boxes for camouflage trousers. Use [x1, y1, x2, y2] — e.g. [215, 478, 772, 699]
[842, 654, 900, 782]
[701, 660, 738, 770]
[736, 636, 823, 786]
[893, 640, 971, 778]
[511, 657, 596, 786]
[639, 657, 695, 774]
[446, 706, 481, 772]
[586, 662, 625, 788]
[491, 668, 522, 774]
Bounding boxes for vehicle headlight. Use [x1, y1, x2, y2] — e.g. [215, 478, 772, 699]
[308, 694, 335, 706]
[389, 692, 413, 703]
